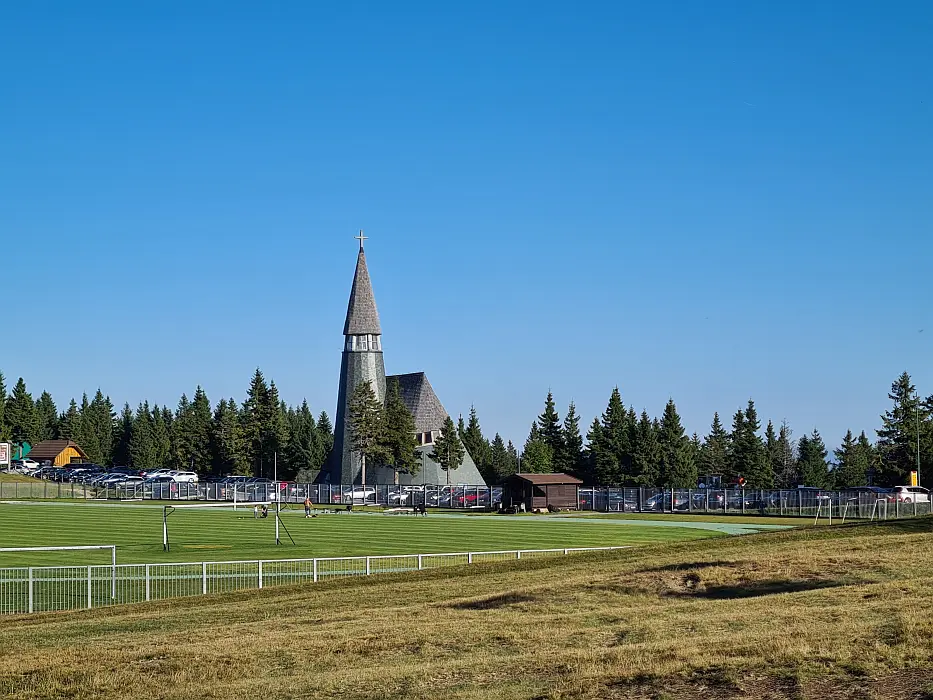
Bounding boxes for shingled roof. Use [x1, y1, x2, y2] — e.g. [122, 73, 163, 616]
[387, 372, 448, 433]
[27, 440, 87, 463]
[343, 247, 381, 336]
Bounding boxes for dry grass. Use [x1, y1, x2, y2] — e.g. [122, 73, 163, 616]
[3, 518, 933, 700]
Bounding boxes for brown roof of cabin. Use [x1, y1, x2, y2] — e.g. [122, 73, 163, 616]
[28, 439, 87, 462]
[509, 473, 583, 485]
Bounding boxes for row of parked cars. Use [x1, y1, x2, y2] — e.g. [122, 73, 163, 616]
[578, 485, 931, 512]
[28, 464, 200, 486]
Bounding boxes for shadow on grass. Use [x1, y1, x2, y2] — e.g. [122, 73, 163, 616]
[680, 577, 845, 600]
[448, 593, 537, 610]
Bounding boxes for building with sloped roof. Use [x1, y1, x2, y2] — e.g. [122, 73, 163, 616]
[27, 440, 88, 467]
[325, 235, 486, 486]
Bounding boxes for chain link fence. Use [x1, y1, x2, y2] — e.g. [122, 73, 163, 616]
[3, 481, 929, 520]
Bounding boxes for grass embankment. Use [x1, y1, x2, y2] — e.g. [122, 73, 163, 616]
[3, 518, 932, 699]
[0, 473, 41, 483]
[0, 503, 719, 565]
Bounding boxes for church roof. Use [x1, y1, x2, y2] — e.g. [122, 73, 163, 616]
[343, 247, 381, 336]
[387, 372, 448, 433]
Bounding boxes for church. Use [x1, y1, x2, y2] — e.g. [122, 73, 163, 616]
[324, 235, 487, 486]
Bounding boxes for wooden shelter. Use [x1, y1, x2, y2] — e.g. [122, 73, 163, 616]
[27, 440, 88, 467]
[502, 473, 583, 512]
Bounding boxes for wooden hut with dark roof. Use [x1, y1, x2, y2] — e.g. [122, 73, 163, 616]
[502, 473, 583, 511]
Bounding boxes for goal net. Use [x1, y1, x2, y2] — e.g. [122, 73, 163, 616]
[161, 502, 295, 552]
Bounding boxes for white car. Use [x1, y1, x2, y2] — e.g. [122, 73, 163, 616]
[890, 486, 930, 504]
[173, 471, 199, 484]
[20, 459, 40, 471]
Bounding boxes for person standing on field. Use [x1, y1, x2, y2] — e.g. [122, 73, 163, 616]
[304, 497, 312, 518]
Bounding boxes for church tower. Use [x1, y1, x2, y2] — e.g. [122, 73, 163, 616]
[329, 233, 387, 484]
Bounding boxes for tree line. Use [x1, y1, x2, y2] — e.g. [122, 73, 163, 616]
[0, 369, 332, 480]
[1, 367, 929, 488]
[459, 372, 932, 489]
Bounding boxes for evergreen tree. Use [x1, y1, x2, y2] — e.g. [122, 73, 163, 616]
[657, 399, 696, 487]
[173, 387, 213, 473]
[582, 418, 603, 485]
[263, 381, 290, 477]
[211, 398, 248, 476]
[0, 371, 7, 441]
[85, 390, 115, 466]
[112, 403, 134, 467]
[59, 399, 81, 441]
[152, 407, 172, 468]
[876, 372, 929, 486]
[241, 369, 270, 478]
[6, 378, 40, 446]
[285, 399, 322, 481]
[699, 412, 729, 482]
[798, 429, 830, 487]
[833, 429, 865, 487]
[774, 420, 799, 487]
[631, 411, 662, 486]
[506, 440, 520, 475]
[726, 408, 745, 482]
[558, 401, 584, 476]
[488, 433, 511, 482]
[171, 393, 193, 469]
[317, 411, 334, 459]
[381, 378, 419, 482]
[347, 380, 387, 485]
[856, 431, 878, 486]
[537, 391, 564, 458]
[129, 402, 158, 471]
[34, 391, 58, 443]
[521, 420, 553, 473]
[461, 406, 491, 479]
[430, 415, 465, 485]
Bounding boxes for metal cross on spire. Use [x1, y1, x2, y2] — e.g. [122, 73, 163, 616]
[355, 230, 367, 249]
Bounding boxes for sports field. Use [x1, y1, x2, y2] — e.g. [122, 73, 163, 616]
[0, 502, 774, 566]
[2, 517, 931, 699]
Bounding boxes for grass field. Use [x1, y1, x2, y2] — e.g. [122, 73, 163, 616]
[2, 517, 931, 699]
[0, 472, 41, 483]
[0, 503, 729, 566]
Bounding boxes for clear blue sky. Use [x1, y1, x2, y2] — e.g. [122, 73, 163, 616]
[2, 1, 931, 450]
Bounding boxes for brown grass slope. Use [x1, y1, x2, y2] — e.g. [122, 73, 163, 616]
[3, 518, 933, 700]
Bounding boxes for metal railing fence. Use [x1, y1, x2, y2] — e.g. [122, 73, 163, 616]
[0, 546, 626, 616]
[3, 481, 930, 520]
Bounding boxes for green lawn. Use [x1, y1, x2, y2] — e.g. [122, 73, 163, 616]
[0, 503, 723, 566]
[0, 473, 41, 483]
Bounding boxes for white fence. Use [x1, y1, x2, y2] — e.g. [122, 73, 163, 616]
[0, 546, 627, 616]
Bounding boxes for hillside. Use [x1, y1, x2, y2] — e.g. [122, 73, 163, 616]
[3, 518, 933, 699]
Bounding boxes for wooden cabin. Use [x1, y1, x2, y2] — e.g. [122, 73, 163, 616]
[27, 440, 88, 467]
[502, 473, 582, 512]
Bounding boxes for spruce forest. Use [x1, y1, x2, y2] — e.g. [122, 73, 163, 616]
[1, 368, 930, 489]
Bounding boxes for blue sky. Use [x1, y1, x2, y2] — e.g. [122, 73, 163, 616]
[2, 1, 931, 449]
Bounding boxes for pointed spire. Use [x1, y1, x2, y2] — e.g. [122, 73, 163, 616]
[343, 242, 381, 336]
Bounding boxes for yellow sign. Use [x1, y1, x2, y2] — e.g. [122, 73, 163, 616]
[910, 471, 919, 486]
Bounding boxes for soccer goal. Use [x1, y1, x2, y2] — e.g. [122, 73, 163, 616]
[0, 545, 118, 609]
[161, 502, 295, 551]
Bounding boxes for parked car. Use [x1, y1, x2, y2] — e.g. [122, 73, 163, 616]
[333, 487, 378, 504]
[173, 471, 199, 484]
[889, 486, 930, 504]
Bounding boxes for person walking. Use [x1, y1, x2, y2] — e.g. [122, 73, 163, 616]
[304, 496, 312, 518]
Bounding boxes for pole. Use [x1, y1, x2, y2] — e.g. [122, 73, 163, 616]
[916, 392, 922, 486]
[275, 499, 280, 545]
[162, 507, 168, 551]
